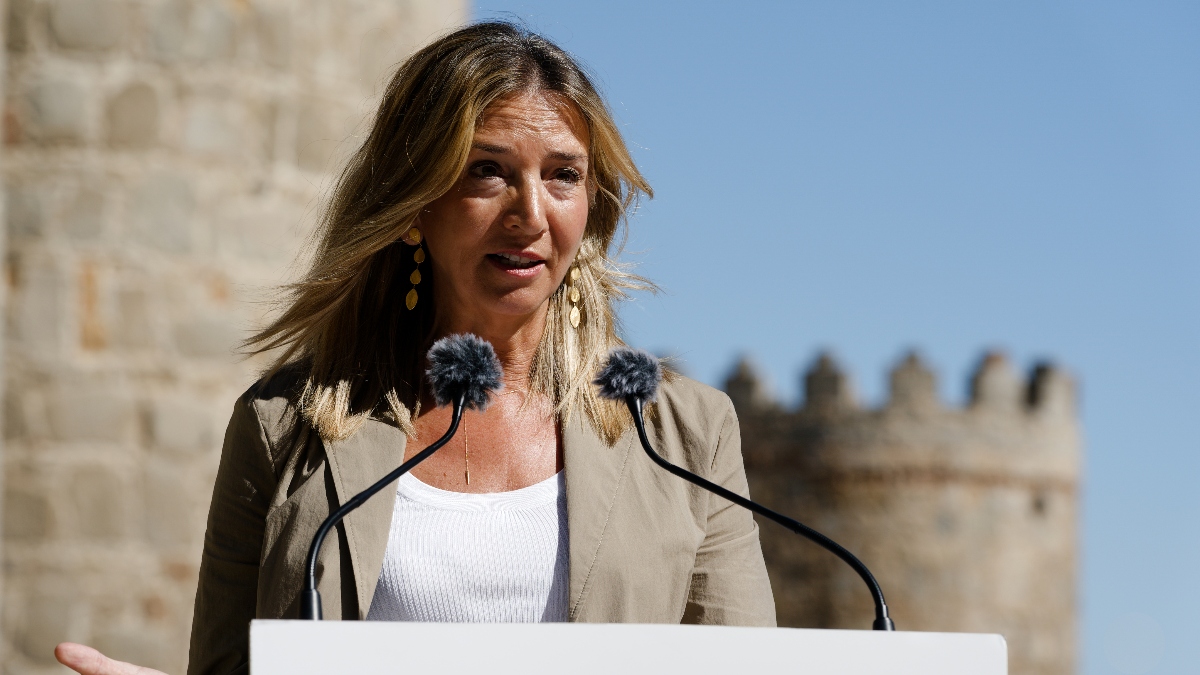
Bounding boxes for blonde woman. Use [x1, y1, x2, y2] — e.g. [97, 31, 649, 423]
[56, 22, 775, 675]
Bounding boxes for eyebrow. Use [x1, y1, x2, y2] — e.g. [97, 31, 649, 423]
[472, 142, 511, 154]
[471, 142, 586, 162]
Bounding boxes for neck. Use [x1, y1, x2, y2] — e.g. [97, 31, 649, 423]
[434, 303, 547, 392]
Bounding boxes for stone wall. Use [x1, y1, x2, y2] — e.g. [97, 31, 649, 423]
[729, 352, 1080, 675]
[0, 1, 466, 672]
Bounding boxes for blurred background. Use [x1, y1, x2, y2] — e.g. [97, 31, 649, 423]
[1, 1, 1196, 674]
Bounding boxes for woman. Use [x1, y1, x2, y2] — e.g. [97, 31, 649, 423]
[57, 21, 775, 675]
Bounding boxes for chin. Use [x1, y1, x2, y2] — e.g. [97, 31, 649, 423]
[486, 287, 555, 318]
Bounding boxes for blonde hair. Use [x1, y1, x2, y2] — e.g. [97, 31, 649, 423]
[247, 22, 654, 444]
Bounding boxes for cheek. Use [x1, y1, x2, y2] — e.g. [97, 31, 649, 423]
[421, 199, 492, 260]
[553, 198, 591, 255]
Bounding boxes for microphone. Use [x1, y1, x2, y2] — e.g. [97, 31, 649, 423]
[594, 347, 896, 631]
[299, 334, 503, 620]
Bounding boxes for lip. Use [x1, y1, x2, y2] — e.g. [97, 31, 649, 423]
[486, 249, 547, 278]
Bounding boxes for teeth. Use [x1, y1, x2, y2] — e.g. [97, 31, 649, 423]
[496, 253, 536, 265]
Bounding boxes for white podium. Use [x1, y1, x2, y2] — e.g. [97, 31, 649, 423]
[250, 620, 1006, 674]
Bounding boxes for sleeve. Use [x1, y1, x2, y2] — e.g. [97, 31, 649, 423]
[680, 400, 778, 626]
[187, 394, 278, 675]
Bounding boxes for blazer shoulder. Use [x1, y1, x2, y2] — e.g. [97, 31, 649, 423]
[657, 373, 736, 417]
[653, 373, 738, 448]
[235, 363, 308, 454]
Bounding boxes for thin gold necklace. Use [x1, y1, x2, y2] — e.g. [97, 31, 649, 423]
[463, 418, 470, 485]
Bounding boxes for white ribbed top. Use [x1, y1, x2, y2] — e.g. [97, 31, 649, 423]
[365, 471, 569, 623]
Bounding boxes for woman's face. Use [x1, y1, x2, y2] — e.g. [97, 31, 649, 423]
[418, 90, 592, 332]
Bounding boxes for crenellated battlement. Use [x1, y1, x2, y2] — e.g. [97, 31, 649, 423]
[729, 350, 1075, 419]
[728, 349, 1080, 484]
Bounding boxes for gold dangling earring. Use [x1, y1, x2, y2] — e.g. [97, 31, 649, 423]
[405, 227, 425, 311]
[567, 265, 582, 328]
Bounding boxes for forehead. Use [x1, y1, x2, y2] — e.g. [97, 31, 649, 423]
[474, 91, 589, 151]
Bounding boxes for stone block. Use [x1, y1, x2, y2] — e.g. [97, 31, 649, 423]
[358, 20, 416, 89]
[47, 382, 136, 443]
[253, 5, 292, 69]
[887, 352, 939, 413]
[173, 316, 237, 359]
[186, 3, 235, 61]
[141, 592, 168, 621]
[68, 465, 126, 540]
[295, 97, 354, 173]
[27, 79, 87, 143]
[78, 259, 109, 351]
[1028, 363, 1075, 420]
[803, 352, 855, 414]
[112, 286, 154, 350]
[142, 462, 198, 547]
[106, 83, 159, 149]
[147, 397, 216, 454]
[48, 0, 125, 52]
[3, 484, 53, 541]
[6, 380, 53, 441]
[147, 0, 187, 62]
[11, 253, 65, 352]
[183, 98, 243, 159]
[15, 595, 77, 663]
[6, 183, 43, 238]
[63, 185, 105, 239]
[7, 0, 33, 53]
[148, 1, 236, 64]
[218, 199, 304, 263]
[161, 558, 198, 585]
[6, 391, 30, 439]
[723, 358, 775, 412]
[129, 172, 194, 253]
[970, 352, 1022, 413]
[93, 626, 179, 674]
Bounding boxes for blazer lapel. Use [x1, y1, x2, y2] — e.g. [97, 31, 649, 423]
[321, 418, 408, 619]
[563, 411, 635, 621]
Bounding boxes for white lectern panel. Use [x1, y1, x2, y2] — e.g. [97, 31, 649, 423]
[251, 620, 1006, 674]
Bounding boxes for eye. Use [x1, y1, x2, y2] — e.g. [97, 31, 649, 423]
[468, 161, 502, 180]
[554, 167, 583, 184]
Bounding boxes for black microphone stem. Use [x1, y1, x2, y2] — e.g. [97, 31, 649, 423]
[628, 397, 896, 631]
[299, 394, 466, 620]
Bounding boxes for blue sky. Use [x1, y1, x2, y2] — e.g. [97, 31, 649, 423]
[472, 2, 1200, 673]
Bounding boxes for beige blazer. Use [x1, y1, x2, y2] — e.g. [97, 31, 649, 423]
[187, 372, 776, 675]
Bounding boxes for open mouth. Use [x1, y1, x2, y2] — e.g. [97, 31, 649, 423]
[487, 252, 544, 270]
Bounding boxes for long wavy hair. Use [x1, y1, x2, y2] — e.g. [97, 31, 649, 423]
[246, 22, 654, 444]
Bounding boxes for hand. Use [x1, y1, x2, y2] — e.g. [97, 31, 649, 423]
[55, 643, 169, 675]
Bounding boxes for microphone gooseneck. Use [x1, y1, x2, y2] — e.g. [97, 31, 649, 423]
[299, 397, 465, 620]
[299, 334, 503, 620]
[596, 347, 896, 632]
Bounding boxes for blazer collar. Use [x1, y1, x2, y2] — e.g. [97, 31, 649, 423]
[563, 412, 636, 621]
[321, 417, 408, 619]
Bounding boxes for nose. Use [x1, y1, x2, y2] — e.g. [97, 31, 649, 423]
[503, 174, 548, 235]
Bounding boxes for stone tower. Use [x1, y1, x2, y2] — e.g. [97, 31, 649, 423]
[0, 1, 465, 672]
[729, 351, 1080, 675]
